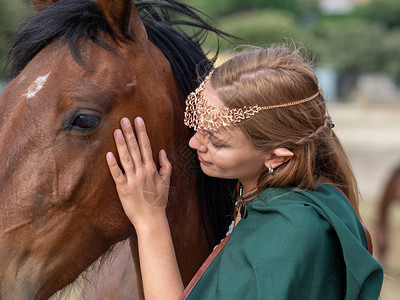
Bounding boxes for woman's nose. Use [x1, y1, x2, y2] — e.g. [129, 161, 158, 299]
[189, 131, 208, 152]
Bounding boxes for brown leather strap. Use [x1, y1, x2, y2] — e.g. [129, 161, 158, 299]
[179, 234, 231, 300]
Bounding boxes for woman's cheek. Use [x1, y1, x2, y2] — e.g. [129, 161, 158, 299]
[211, 152, 235, 169]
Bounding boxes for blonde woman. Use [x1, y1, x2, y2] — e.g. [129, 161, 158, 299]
[106, 46, 383, 299]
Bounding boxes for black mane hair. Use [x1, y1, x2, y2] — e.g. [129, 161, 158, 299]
[7, 0, 236, 244]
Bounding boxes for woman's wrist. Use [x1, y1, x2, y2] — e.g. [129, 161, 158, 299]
[133, 210, 169, 237]
[135, 211, 184, 299]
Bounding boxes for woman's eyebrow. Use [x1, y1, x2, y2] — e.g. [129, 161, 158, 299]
[205, 130, 228, 143]
[205, 130, 222, 140]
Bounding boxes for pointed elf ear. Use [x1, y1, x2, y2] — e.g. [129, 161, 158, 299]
[96, 0, 147, 42]
[31, 0, 59, 12]
[264, 148, 294, 170]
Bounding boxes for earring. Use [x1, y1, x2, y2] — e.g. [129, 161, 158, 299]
[268, 165, 274, 175]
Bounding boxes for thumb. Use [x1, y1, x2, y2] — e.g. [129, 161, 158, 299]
[159, 149, 172, 184]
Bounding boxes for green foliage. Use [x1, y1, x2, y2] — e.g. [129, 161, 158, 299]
[182, 0, 319, 18]
[313, 1, 400, 80]
[315, 18, 387, 73]
[1, 0, 400, 82]
[344, 0, 400, 79]
[382, 29, 400, 79]
[204, 9, 316, 53]
[0, 0, 31, 79]
[352, 0, 400, 29]
[188, 0, 248, 18]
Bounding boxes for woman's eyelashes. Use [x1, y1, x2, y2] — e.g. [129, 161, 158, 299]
[210, 140, 223, 148]
[204, 131, 226, 149]
[208, 136, 225, 149]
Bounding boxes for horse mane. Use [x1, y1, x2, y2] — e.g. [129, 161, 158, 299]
[7, 0, 236, 244]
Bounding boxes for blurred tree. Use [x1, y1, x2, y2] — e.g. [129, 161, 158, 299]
[382, 29, 400, 81]
[314, 17, 391, 98]
[182, 0, 319, 19]
[353, 0, 400, 29]
[203, 9, 316, 53]
[0, 0, 31, 80]
[350, 0, 400, 81]
[316, 18, 386, 73]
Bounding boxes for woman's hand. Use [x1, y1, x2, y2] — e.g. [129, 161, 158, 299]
[106, 117, 172, 230]
[106, 117, 183, 299]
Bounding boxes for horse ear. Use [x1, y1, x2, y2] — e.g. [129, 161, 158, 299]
[31, 0, 59, 12]
[96, 0, 147, 42]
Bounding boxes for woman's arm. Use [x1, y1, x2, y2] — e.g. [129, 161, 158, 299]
[106, 117, 183, 299]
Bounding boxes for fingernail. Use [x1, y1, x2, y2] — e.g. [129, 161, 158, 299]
[106, 152, 113, 161]
[122, 118, 130, 127]
[115, 129, 123, 138]
[135, 117, 144, 125]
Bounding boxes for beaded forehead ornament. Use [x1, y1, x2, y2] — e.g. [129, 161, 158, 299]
[184, 70, 320, 131]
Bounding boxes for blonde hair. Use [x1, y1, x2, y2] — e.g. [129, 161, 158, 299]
[211, 45, 360, 217]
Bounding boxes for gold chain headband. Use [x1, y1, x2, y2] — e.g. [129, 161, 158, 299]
[184, 70, 320, 131]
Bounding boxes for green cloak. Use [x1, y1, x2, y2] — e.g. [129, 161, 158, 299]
[183, 184, 383, 299]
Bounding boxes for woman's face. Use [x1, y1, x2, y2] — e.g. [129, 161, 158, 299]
[188, 84, 268, 190]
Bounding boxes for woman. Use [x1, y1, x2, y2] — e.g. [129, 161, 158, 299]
[106, 45, 383, 299]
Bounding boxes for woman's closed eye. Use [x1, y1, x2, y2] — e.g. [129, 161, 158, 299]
[205, 131, 225, 149]
[210, 140, 224, 149]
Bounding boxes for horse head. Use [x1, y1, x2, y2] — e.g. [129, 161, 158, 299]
[0, 0, 183, 298]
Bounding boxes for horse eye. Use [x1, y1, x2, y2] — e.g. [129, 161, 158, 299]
[71, 114, 101, 130]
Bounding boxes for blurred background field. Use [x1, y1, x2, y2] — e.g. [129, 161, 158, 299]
[1, 0, 400, 299]
[330, 103, 400, 300]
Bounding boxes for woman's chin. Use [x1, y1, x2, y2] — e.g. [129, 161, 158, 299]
[200, 165, 233, 180]
[200, 164, 216, 177]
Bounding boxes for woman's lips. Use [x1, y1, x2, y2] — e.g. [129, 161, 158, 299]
[198, 154, 212, 165]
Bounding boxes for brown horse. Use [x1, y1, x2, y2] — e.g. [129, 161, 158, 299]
[0, 0, 235, 299]
[376, 165, 400, 263]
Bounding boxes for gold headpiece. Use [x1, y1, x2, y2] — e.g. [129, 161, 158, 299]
[184, 70, 320, 131]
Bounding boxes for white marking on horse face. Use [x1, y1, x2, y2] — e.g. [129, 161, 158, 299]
[25, 73, 50, 99]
